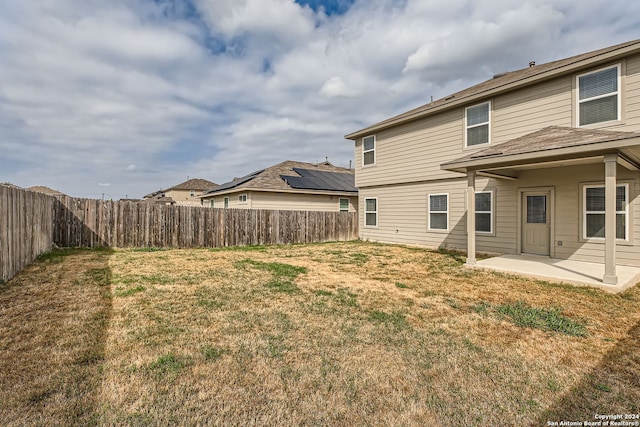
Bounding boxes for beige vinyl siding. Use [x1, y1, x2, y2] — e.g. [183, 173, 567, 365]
[359, 163, 640, 266]
[622, 54, 640, 130]
[358, 177, 518, 254]
[202, 191, 357, 213]
[355, 109, 464, 188]
[515, 164, 640, 267]
[251, 192, 357, 212]
[492, 76, 572, 143]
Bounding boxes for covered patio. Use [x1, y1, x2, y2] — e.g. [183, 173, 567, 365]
[442, 126, 640, 291]
[472, 254, 640, 292]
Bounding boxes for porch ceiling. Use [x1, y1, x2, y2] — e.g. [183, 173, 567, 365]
[442, 126, 640, 177]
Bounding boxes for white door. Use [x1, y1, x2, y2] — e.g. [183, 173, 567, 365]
[522, 192, 550, 256]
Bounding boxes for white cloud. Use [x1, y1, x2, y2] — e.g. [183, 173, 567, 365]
[320, 76, 354, 98]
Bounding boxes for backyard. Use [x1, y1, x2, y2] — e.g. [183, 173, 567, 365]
[0, 241, 638, 426]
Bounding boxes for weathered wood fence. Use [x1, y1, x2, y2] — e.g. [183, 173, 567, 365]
[1, 188, 358, 282]
[0, 186, 55, 283]
[53, 196, 358, 248]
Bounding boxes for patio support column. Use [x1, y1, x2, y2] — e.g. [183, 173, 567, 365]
[603, 153, 618, 285]
[466, 170, 476, 266]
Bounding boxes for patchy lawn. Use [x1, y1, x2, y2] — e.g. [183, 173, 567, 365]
[0, 241, 638, 426]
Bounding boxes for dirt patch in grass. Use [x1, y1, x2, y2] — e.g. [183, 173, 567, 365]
[1, 241, 639, 426]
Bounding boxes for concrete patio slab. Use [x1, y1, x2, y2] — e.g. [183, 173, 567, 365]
[471, 254, 640, 293]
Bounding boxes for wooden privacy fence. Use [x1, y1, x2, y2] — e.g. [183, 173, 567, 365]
[0, 186, 55, 283]
[53, 196, 358, 249]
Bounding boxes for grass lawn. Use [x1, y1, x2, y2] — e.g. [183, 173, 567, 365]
[0, 241, 638, 426]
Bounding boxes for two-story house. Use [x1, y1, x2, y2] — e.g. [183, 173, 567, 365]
[346, 39, 640, 289]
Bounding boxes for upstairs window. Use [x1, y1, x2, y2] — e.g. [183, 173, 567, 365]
[339, 198, 350, 212]
[224, 197, 229, 208]
[363, 135, 375, 166]
[209, 200, 215, 208]
[428, 194, 448, 230]
[465, 102, 490, 147]
[578, 65, 620, 126]
[189, 190, 196, 197]
[239, 194, 247, 204]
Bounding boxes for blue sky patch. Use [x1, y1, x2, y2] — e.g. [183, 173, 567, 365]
[295, 0, 356, 16]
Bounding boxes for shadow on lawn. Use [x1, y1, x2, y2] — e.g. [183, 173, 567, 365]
[0, 248, 113, 426]
[536, 318, 640, 425]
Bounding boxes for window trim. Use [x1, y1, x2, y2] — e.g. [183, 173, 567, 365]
[464, 101, 491, 148]
[362, 135, 376, 167]
[209, 199, 215, 208]
[339, 198, 350, 212]
[189, 190, 196, 197]
[475, 190, 494, 235]
[582, 183, 628, 242]
[576, 63, 621, 127]
[364, 197, 378, 227]
[428, 193, 449, 231]
[224, 196, 229, 209]
[238, 194, 248, 204]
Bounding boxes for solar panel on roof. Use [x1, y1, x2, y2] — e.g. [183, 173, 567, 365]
[281, 168, 356, 192]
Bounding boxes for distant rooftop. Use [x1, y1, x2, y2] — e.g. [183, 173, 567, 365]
[201, 160, 356, 196]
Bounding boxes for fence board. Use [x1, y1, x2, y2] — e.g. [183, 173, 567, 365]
[50, 197, 357, 249]
[0, 186, 55, 283]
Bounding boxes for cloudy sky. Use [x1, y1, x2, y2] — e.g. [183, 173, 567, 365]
[1, 0, 639, 198]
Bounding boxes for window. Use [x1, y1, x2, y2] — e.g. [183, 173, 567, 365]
[465, 102, 490, 147]
[363, 135, 375, 166]
[577, 65, 620, 126]
[475, 191, 493, 233]
[583, 184, 627, 240]
[224, 197, 229, 208]
[428, 194, 448, 230]
[339, 198, 350, 212]
[365, 198, 377, 226]
[209, 200, 215, 208]
[189, 190, 196, 197]
[239, 194, 247, 204]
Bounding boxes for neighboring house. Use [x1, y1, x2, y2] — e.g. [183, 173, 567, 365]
[142, 178, 217, 206]
[345, 39, 640, 285]
[25, 186, 65, 197]
[199, 160, 357, 212]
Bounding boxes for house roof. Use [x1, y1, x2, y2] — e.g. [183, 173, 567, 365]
[346, 39, 640, 140]
[169, 178, 217, 191]
[200, 160, 357, 197]
[26, 186, 65, 196]
[441, 126, 640, 173]
[143, 178, 217, 198]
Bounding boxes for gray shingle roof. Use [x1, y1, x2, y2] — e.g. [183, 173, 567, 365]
[202, 160, 356, 196]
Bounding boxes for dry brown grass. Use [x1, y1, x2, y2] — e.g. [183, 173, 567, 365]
[1, 241, 638, 426]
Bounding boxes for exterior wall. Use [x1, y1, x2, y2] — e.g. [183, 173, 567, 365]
[358, 176, 517, 255]
[166, 189, 202, 204]
[202, 191, 358, 213]
[359, 164, 640, 267]
[354, 51, 640, 267]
